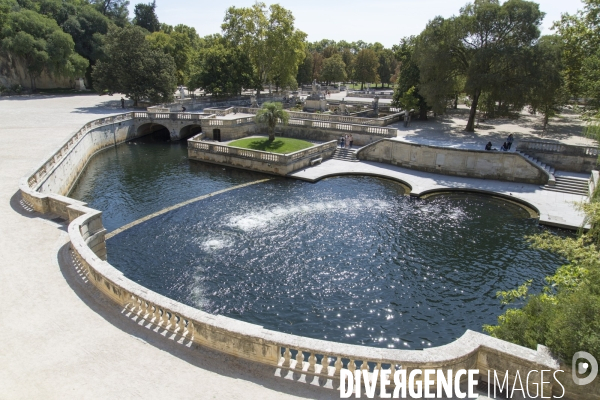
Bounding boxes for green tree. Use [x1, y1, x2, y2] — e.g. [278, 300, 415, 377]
[353, 48, 379, 90]
[133, 0, 159, 33]
[1, 8, 87, 90]
[393, 36, 431, 119]
[311, 50, 323, 81]
[528, 36, 567, 130]
[320, 53, 346, 84]
[484, 199, 600, 361]
[296, 48, 312, 86]
[340, 47, 354, 83]
[187, 42, 252, 97]
[415, 0, 544, 132]
[222, 2, 306, 96]
[92, 25, 176, 106]
[147, 29, 192, 85]
[377, 48, 396, 88]
[255, 101, 289, 141]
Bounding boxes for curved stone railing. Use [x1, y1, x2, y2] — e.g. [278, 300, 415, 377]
[21, 115, 592, 398]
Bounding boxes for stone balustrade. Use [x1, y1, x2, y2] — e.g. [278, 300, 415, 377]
[188, 138, 337, 175]
[235, 106, 399, 127]
[19, 115, 599, 399]
[519, 139, 599, 156]
[517, 140, 599, 173]
[26, 112, 134, 192]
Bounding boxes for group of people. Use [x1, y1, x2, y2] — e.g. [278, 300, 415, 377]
[485, 134, 514, 151]
[339, 134, 354, 148]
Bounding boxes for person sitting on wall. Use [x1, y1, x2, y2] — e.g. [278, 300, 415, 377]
[485, 141, 493, 151]
[182, 106, 186, 112]
[501, 142, 509, 151]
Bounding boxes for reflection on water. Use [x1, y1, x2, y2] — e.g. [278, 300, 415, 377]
[104, 174, 567, 349]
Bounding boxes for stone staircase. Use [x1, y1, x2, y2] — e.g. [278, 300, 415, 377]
[542, 175, 590, 196]
[332, 148, 359, 162]
[517, 151, 555, 177]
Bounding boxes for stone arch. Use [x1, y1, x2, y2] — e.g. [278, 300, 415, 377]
[136, 122, 171, 141]
[179, 124, 202, 140]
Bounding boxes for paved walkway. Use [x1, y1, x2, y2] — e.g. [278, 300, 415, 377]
[0, 94, 336, 400]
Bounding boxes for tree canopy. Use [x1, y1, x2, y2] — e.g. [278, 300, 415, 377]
[415, 0, 544, 131]
[221, 2, 306, 94]
[92, 24, 176, 105]
[1, 7, 87, 89]
[255, 101, 289, 141]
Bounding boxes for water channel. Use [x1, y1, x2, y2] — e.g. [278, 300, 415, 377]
[70, 137, 567, 349]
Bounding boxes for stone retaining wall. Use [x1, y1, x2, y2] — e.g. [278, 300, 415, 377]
[18, 115, 599, 399]
[358, 139, 550, 185]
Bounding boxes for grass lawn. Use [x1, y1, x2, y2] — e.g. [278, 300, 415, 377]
[228, 137, 313, 154]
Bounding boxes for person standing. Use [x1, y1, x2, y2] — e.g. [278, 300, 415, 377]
[506, 134, 514, 150]
[349, 134, 354, 149]
[120, 97, 125, 109]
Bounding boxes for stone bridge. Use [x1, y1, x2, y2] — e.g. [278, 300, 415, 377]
[133, 112, 215, 141]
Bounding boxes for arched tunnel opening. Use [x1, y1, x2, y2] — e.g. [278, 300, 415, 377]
[136, 123, 171, 142]
[180, 124, 202, 140]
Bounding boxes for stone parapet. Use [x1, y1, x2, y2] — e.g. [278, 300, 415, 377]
[518, 139, 599, 173]
[358, 139, 551, 185]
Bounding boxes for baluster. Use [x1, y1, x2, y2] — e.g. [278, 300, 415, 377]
[282, 347, 292, 368]
[321, 354, 330, 376]
[348, 359, 356, 375]
[308, 353, 317, 373]
[177, 315, 185, 332]
[334, 357, 343, 377]
[295, 350, 304, 370]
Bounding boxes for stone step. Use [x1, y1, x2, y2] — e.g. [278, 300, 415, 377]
[332, 148, 359, 162]
[554, 181, 589, 189]
[541, 186, 589, 196]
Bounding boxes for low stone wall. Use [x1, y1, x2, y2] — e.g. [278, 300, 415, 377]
[518, 140, 599, 173]
[357, 139, 550, 185]
[19, 116, 599, 399]
[188, 138, 337, 175]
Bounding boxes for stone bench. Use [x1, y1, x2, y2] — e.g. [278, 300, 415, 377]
[310, 157, 322, 165]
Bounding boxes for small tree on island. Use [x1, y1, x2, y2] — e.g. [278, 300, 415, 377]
[255, 102, 289, 141]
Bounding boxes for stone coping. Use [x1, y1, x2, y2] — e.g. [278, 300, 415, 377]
[18, 112, 575, 396]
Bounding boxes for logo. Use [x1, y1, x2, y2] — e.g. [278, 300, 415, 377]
[572, 351, 598, 386]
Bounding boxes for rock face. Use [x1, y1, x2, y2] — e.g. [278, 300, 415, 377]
[0, 53, 76, 90]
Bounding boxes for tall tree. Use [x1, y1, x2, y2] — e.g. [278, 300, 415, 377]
[320, 53, 346, 84]
[187, 42, 252, 97]
[147, 29, 192, 85]
[221, 2, 306, 96]
[528, 35, 566, 130]
[393, 36, 430, 119]
[134, 0, 159, 33]
[415, 0, 544, 132]
[311, 50, 323, 81]
[340, 47, 354, 83]
[377, 48, 396, 88]
[353, 48, 379, 90]
[296, 48, 312, 86]
[92, 25, 176, 105]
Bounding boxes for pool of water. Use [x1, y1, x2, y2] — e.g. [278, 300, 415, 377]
[71, 139, 567, 349]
